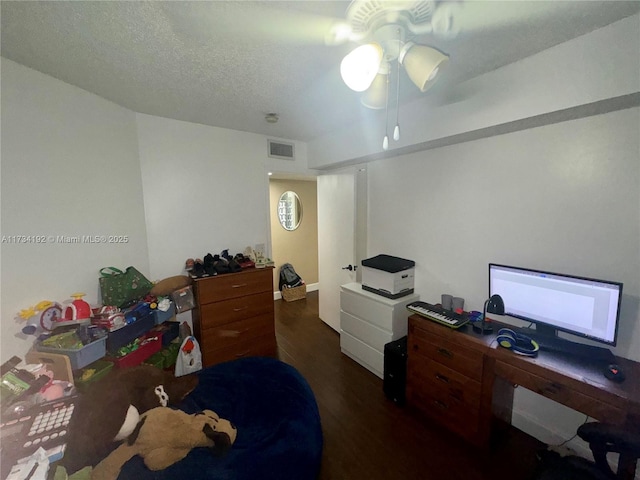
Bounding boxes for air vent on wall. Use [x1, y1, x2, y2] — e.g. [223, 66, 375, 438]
[268, 140, 295, 160]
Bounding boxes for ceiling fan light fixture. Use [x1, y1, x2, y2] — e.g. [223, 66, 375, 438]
[360, 62, 390, 109]
[340, 43, 383, 92]
[398, 42, 449, 92]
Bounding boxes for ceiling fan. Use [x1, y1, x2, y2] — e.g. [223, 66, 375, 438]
[326, 1, 460, 149]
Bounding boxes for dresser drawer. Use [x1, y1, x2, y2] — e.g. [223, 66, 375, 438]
[407, 385, 480, 441]
[408, 357, 482, 409]
[200, 313, 275, 350]
[340, 330, 384, 378]
[200, 291, 274, 328]
[340, 288, 395, 332]
[202, 333, 277, 366]
[495, 360, 626, 424]
[340, 310, 393, 353]
[409, 325, 484, 381]
[195, 268, 272, 304]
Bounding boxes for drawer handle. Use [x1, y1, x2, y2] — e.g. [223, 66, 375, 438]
[433, 400, 448, 410]
[540, 383, 563, 396]
[437, 348, 453, 359]
[435, 373, 450, 384]
[233, 306, 248, 312]
[231, 283, 248, 289]
[450, 389, 464, 402]
[235, 350, 250, 357]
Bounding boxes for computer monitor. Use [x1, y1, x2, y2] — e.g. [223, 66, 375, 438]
[489, 263, 622, 346]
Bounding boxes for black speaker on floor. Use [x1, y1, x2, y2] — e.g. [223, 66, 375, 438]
[383, 336, 408, 405]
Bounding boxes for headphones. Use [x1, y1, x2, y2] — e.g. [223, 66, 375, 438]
[496, 328, 540, 357]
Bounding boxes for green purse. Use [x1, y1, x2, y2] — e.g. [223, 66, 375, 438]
[99, 266, 154, 308]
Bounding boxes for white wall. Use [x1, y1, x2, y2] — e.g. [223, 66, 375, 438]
[366, 106, 640, 450]
[0, 57, 315, 363]
[308, 14, 640, 168]
[137, 114, 275, 281]
[0, 59, 150, 362]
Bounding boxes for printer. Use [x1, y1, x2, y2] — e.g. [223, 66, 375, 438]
[361, 254, 415, 299]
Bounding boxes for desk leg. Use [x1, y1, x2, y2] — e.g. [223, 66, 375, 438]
[493, 375, 514, 425]
[482, 356, 514, 444]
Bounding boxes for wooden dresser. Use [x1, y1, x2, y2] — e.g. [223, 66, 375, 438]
[407, 314, 640, 453]
[191, 268, 277, 367]
[406, 315, 498, 446]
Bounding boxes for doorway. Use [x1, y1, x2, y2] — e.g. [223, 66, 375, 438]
[269, 166, 367, 332]
[268, 177, 319, 297]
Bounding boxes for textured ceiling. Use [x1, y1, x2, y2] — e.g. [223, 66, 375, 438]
[2, 1, 639, 142]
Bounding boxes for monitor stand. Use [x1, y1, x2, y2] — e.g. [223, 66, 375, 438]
[518, 326, 615, 364]
[533, 324, 557, 338]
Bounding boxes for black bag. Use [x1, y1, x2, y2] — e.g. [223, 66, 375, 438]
[279, 263, 303, 291]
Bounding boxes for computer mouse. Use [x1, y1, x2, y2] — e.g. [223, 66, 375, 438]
[604, 364, 625, 382]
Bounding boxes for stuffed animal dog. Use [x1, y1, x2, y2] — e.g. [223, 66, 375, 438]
[91, 407, 237, 480]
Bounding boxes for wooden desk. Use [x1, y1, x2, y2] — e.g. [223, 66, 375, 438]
[407, 315, 640, 448]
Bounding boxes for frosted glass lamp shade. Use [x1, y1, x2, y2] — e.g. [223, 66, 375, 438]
[399, 42, 449, 92]
[340, 43, 383, 92]
[360, 72, 388, 109]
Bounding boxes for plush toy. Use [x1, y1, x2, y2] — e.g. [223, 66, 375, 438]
[91, 407, 237, 480]
[149, 275, 191, 297]
[61, 365, 199, 474]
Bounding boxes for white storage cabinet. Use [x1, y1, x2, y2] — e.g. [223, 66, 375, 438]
[340, 282, 419, 378]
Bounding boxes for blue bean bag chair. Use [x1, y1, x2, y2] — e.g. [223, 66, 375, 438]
[117, 357, 323, 480]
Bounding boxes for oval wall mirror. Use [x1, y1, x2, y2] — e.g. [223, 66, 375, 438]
[278, 191, 303, 231]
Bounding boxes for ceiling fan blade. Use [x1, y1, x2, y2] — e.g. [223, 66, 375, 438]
[446, 1, 637, 37]
[159, 2, 349, 46]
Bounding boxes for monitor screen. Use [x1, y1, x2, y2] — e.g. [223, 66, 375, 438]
[489, 264, 622, 346]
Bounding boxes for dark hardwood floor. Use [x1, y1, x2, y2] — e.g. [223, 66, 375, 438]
[274, 291, 545, 480]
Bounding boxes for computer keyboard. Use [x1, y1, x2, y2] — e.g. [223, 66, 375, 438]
[407, 301, 469, 329]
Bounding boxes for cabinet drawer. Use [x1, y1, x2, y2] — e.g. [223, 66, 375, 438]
[408, 357, 482, 409]
[200, 291, 274, 328]
[340, 330, 384, 378]
[407, 386, 480, 441]
[409, 325, 484, 381]
[202, 333, 277, 367]
[340, 288, 395, 332]
[494, 361, 626, 424]
[195, 269, 272, 304]
[200, 313, 275, 351]
[340, 310, 393, 353]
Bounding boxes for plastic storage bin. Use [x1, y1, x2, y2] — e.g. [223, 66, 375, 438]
[108, 332, 163, 369]
[36, 336, 107, 371]
[74, 359, 114, 389]
[106, 313, 155, 355]
[151, 321, 179, 346]
[152, 303, 175, 325]
[144, 341, 180, 370]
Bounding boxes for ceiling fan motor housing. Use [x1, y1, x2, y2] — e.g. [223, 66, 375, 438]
[347, 0, 436, 39]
